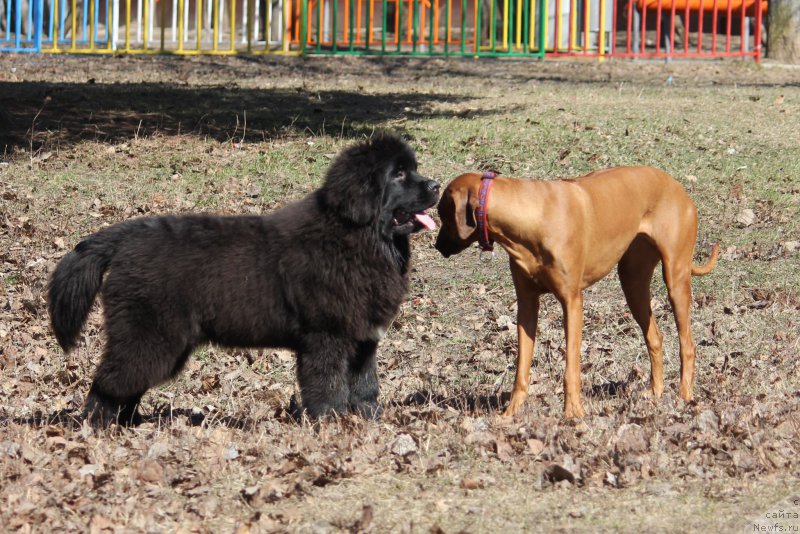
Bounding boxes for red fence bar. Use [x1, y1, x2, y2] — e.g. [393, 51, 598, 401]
[712, 0, 719, 53]
[670, 0, 676, 54]
[683, 0, 690, 53]
[640, 0, 646, 53]
[626, 0, 634, 53]
[697, 0, 704, 53]
[655, 0, 662, 54]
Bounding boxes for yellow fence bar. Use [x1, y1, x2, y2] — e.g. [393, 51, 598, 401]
[89, 0, 96, 48]
[50, 0, 60, 50]
[71, 0, 78, 50]
[213, 0, 219, 51]
[283, 0, 290, 52]
[502, 0, 509, 47]
[529, 0, 536, 50]
[143, 0, 149, 49]
[197, 0, 202, 50]
[126, 0, 132, 50]
[230, 0, 236, 52]
[178, 0, 185, 50]
[582, 0, 589, 49]
[571, 0, 578, 49]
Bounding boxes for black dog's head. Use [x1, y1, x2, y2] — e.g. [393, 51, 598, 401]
[321, 134, 440, 239]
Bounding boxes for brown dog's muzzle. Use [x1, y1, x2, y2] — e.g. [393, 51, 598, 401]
[434, 232, 468, 258]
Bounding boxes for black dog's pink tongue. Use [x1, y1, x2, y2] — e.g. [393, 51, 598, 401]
[415, 212, 436, 231]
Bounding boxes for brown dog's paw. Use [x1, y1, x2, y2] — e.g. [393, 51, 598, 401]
[503, 390, 528, 417]
[564, 401, 585, 419]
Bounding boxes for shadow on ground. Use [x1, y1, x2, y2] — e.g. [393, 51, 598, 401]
[0, 406, 272, 430]
[0, 80, 498, 153]
[401, 389, 511, 413]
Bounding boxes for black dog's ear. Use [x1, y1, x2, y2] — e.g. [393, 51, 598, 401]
[320, 135, 414, 225]
[320, 143, 383, 225]
[322, 172, 381, 225]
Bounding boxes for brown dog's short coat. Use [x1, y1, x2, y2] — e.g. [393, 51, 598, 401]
[435, 166, 719, 418]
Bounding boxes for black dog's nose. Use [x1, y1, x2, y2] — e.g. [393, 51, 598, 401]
[426, 181, 440, 193]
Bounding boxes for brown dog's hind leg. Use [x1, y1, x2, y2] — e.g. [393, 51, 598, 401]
[504, 264, 540, 417]
[662, 259, 697, 402]
[618, 237, 665, 398]
[560, 291, 586, 419]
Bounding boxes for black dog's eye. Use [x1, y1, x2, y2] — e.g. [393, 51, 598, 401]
[394, 168, 406, 181]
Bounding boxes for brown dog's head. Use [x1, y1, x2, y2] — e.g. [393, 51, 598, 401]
[434, 173, 482, 258]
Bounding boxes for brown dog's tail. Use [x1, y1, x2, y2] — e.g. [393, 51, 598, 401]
[691, 243, 721, 276]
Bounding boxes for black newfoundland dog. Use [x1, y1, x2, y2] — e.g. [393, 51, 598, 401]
[48, 134, 440, 426]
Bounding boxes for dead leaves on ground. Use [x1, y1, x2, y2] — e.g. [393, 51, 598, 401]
[2, 156, 800, 532]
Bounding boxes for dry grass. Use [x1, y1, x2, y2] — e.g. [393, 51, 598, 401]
[1, 54, 799, 533]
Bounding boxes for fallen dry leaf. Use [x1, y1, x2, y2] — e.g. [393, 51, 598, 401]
[134, 458, 164, 484]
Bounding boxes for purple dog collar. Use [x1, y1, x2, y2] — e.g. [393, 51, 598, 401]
[476, 171, 497, 253]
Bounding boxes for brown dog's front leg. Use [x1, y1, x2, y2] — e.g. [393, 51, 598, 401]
[504, 290, 540, 417]
[561, 293, 586, 419]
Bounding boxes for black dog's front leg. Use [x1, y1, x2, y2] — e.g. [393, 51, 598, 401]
[348, 340, 382, 420]
[296, 335, 351, 419]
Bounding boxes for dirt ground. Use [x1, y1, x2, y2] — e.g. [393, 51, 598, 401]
[1, 53, 799, 533]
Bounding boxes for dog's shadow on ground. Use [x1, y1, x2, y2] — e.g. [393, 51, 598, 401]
[2, 381, 634, 430]
[587, 380, 631, 399]
[398, 389, 511, 414]
[400, 379, 634, 416]
[1, 409, 87, 430]
[1, 407, 271, 431]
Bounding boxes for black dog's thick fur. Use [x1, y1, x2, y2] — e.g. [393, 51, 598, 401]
[48, 134, 440, 425]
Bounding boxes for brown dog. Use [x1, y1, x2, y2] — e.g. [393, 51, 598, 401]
[435, 167, 719, 418]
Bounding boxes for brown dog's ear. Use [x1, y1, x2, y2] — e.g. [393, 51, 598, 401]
[452, 187, 477, 240]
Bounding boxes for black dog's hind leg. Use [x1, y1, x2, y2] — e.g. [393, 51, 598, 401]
[296, 335, 352, 419]
[84, 382, 144, 427]
[86, 321, 195, 427]
[348, 340, 382, 420]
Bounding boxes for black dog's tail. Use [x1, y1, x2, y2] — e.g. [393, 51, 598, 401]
[48, 221, 134, 352]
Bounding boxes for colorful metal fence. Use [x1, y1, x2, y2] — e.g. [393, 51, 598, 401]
[299, 0, 545, 56]
[0, 0, 764, 58]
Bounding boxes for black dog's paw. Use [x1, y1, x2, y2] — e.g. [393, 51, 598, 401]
[285, 394, 304, 422]
[351, 401, 383, 421]
[296, 394, 350, 422]
[83, 391, 142, 428]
